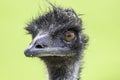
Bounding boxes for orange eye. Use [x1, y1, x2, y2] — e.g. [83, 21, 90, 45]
[65, 31, 75, 41]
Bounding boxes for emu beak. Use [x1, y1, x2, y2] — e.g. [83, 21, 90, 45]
[24, 34, 70, 57]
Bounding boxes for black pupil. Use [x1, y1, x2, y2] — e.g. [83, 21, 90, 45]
[67, 33, 72, 37]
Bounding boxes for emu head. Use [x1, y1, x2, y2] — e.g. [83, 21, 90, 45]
[24, 7, 87, 59]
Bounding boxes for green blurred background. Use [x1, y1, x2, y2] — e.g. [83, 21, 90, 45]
[0, 0, 120, 80]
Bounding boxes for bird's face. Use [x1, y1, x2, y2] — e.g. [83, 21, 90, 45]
[24, 28, 81, 57]
[24, 7, 87, 58]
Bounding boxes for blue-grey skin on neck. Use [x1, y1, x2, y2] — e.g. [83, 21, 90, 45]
[46, 56, 81, 80]
[24, 6, 88, 80]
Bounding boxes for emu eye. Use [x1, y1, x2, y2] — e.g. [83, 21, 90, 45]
[65, 31, 75, 41]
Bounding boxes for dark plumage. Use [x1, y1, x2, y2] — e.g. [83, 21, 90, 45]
[24, 6, 88, 80]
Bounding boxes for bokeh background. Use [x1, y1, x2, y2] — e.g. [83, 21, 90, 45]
[0, 0, 120, 80]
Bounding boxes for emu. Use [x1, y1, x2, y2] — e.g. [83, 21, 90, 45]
[24, 6, 88, 80]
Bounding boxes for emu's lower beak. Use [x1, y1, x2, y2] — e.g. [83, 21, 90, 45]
[24, 47, 70, 57]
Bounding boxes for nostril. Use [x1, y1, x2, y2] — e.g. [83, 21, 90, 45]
[35, 44, 47, 48]
[35, 45, 43, 48]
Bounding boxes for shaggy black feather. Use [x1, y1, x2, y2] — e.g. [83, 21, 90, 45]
[25, 7, 82, 37]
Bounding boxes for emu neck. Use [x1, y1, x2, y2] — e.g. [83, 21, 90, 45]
[42, 56, 81, 80]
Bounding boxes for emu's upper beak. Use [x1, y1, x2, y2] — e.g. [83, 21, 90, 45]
[24, 34, 70, 57]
